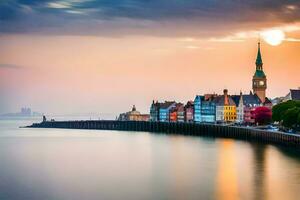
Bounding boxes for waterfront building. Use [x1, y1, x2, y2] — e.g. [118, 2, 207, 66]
[214, 89, 237, 122]
[169, 103, 184, 122]
[284, 88, 300, 101]
[201, 101, 216, 122]
[150, 100, 160, 121]
[193, 95, 216, 123]
[233, 93, 244, 123]
[194, 95, 202, 123]
[159, 101, 176, 122]
[252, 42, 267, 103]
[201, 97, 216, 123]
[169, 107, 177, 122]
[176, 103, 185, 122]
[184, 101, 194, 122]
[232, 92, 262, 124]
[118, 105, 150, 121]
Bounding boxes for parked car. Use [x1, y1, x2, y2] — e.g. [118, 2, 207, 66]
[286, 129, 296, 134]
[267, 125, 279, 131]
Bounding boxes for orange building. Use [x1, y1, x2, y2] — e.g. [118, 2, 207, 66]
[169, 103, 184, 122]
[169, 109, 178, 122]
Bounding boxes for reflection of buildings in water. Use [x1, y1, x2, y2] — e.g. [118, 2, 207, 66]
[169, 136, 187, 200]
[216, 140, 239, 200]
[264, 146, 300, 200]
[168, 136, 212, 200]
[148, 135, 189, 200]
[250, 144, 300, 200]
[251, 144, 267, 200]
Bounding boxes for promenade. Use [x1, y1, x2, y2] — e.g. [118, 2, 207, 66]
[27, 120, 300, 147]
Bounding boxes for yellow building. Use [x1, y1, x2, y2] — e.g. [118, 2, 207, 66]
[223, 104, 237, 122]
[118, 105, 150, 121]
[215, 89, 237, 122]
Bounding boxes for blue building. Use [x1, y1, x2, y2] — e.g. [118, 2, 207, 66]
[159, 101, 176, 122]
[194, 95, 202, 123]
[194, 95, 216, 123]
[201, 100, 216, 123]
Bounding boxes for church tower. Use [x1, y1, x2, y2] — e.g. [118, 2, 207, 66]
[252, 42, 267, 103]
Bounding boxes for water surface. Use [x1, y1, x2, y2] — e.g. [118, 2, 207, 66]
[0, 120, 300, 200]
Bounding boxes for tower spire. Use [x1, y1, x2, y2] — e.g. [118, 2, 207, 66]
[252, 40, 267, 104]
[255, 41, 263, 70]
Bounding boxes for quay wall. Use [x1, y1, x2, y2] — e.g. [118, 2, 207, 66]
[27, 120, 300, 147]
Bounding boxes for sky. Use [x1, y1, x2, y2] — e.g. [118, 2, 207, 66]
[0, 0, 300, 117]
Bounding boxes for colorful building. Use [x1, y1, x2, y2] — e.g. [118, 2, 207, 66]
[194, 95, 202, 123]
[201, 96, 216, 123]
[184, 101, 194, 122]
[169, 108, 177, 122]
[193, 95, 216, 123]
[214, 89, 237, 122]
[168, 103, 184, 122]
[118, 105, 150, 121]
[176, 103, 185, 122]
[232, 92, 262, 124]
[159, 101, 176, 122]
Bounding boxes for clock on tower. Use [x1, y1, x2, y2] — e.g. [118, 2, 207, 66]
[252, 42, 267, 103]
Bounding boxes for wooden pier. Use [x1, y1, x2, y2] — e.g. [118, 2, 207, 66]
[27, 120, 300, 147]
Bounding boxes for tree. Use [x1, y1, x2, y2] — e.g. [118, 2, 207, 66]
[253, 106, 272, 125]
[272, 100, 300, 130]
[272, 100, 298, 122]
[282, 107, 300, 128]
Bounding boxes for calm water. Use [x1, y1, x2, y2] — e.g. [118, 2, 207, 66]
[0, 120, 300, 200]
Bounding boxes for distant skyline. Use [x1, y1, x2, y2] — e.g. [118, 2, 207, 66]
[1, 1, 300, 116]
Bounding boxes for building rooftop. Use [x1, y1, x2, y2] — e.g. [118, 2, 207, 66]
[254, 70, 266, 78]
[290, 89, 300, 100]
[256, 42, 263, 66]
[213, 89, 236, 106]
[160, 101, 176, 109]
[232, 93, 262, 106]
[214, 95, 236, 106]
[264, 97, 272, 105]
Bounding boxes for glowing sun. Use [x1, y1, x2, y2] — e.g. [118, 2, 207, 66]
[261, 29, 285, 46]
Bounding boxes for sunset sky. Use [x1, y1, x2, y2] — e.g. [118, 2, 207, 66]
[0, 0, 300, 117]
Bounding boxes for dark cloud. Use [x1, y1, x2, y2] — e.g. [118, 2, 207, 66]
[1, 0, 300, 36]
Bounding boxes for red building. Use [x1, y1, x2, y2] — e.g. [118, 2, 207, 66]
[184, 101, 194, 122]
[244, 107, 255, 124]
